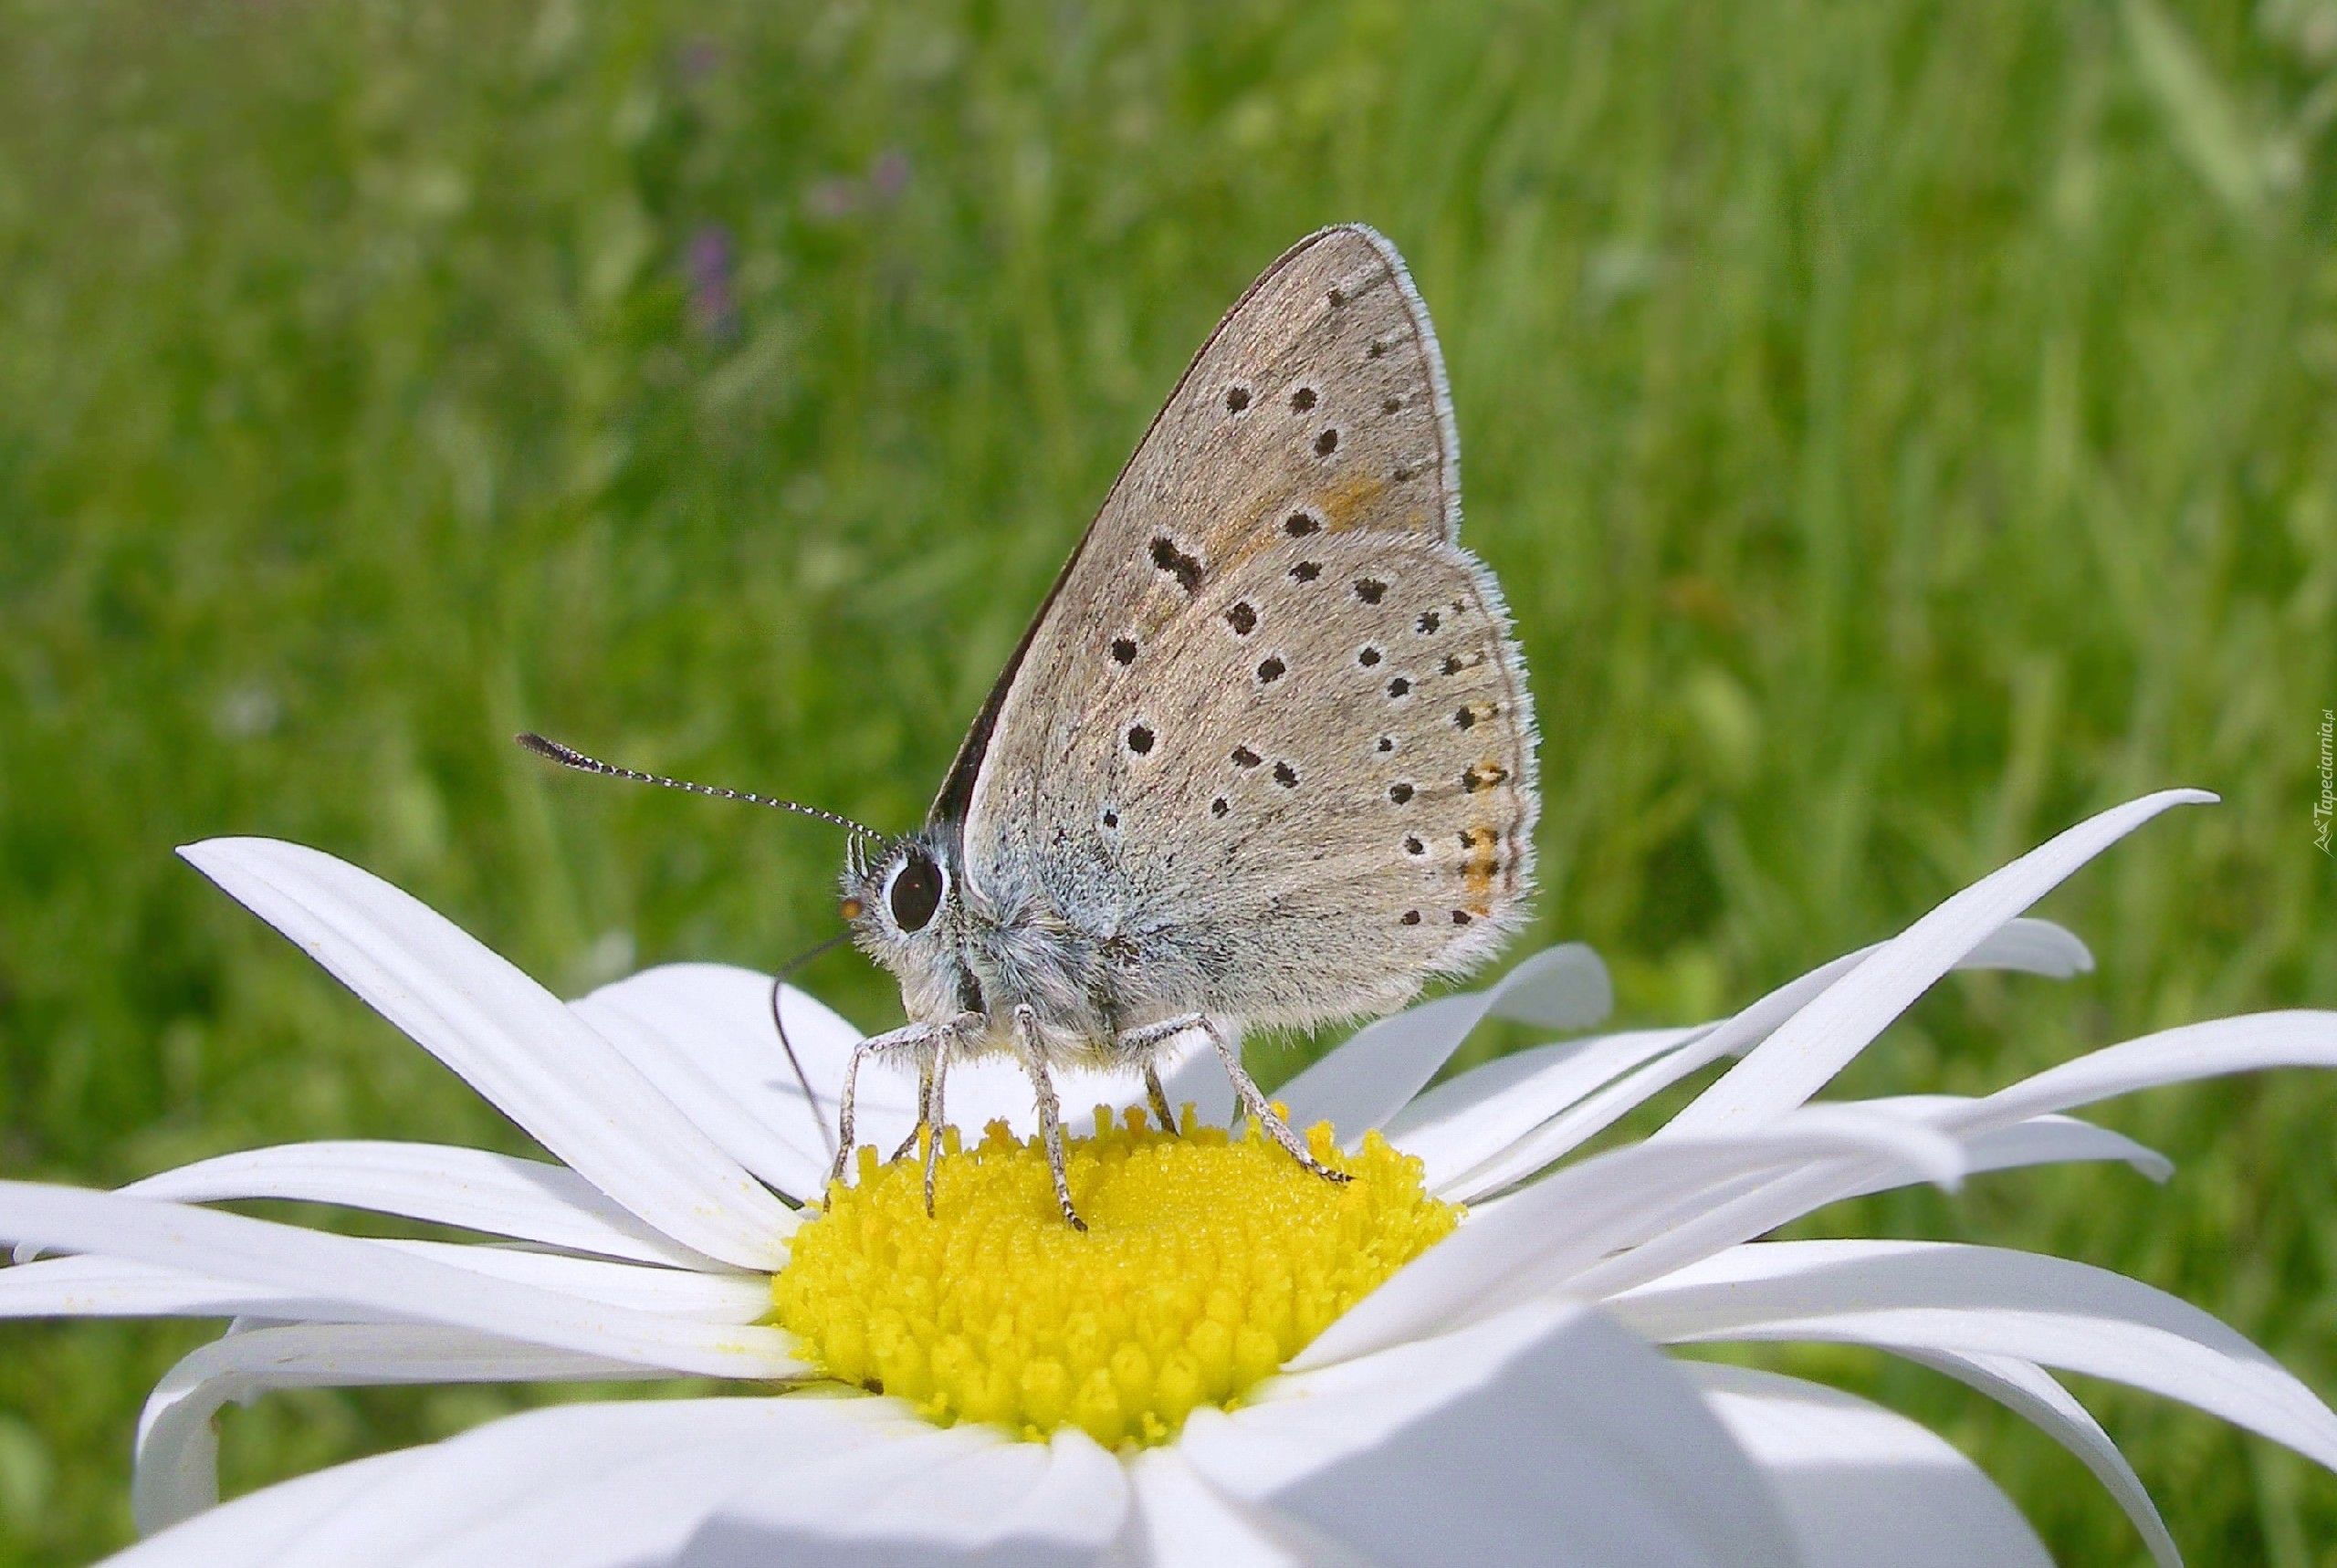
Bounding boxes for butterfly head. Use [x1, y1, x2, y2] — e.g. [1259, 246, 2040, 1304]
[840, 825, 969, 999]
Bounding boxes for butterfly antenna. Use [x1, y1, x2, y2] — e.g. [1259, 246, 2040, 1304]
[517, 733, 882, 848]
[770, 931, 854, 1166]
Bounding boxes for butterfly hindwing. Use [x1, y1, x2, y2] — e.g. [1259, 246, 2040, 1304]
[951, 225, 1537, 1028]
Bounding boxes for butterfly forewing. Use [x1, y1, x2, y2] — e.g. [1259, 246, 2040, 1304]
[955, 225, 1538, 1028]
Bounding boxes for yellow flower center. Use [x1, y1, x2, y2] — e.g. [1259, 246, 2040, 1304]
[771, 1105, 1458, 1448]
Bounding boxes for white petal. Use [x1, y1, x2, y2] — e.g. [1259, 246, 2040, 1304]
[1122, 1450, 1337, 1566]
[1142, 946, 1614, 1144]
[1186, 1301, 1803, 1567]
[1154, 1030, 1246, 1132]
[373, 1241, 770, 1321]
[1611, 1239, 2337, 1471]
[1561, 1170, 1820, 1301]
[1837, 1098, 2172, 1193]
[125, 1396, 873, 1565]
[1900, 1348, 2180, 1568]
[579, 963, 1164, 1154]
[1276, 995, 1485, 1143]
[133, 1322, 660, 1531]
[0, 1254, 327, 1319]
[402, 1399, 915, 1568]
[941, 1056, 1147, 1143]
[0, 1248, 731, 1329]
[179, 838, 795, 1269]
[1274, 945, 1613, 1145]
[1462, 1103, 1969, 1304]
[1297, 1111, 1963, 1368]
[334, 1402, 1116, 1568]
[1930, 1114, 2169, 1184]
[354, 1399, 928, 1567]
[586, 966, 1137, 1155]
[1434, 918, 2094, 1202]
[105, 1447, 434, 1567]
[1971, 916, 2095, 977]
[118, 1141, 726, 1268]
[6, 1245, 749, 1327]
[1683, 1363, 2052, 1568]
[0, 1181, 802, 1379]
[1387, 1027, 1688, 1148]
[155, 1389, 1126, 1568]
[1954, 1009, 2337, 1133]
[1389, 1027, 1700, 1197]
[693, 1420, 1128, 1564]
[571, 965, 863, 1200]
[586, 967, 1166, 1153]
[1483, 941, 1620, 1028]
[1567, 1017, 2337, 1302]
[1665, 789, 2211, 1134]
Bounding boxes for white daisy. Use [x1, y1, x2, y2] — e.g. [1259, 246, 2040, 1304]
[5, 787, 2334, 1565]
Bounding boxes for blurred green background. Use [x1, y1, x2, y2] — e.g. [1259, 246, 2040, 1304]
[2, 0, 2334, 1560]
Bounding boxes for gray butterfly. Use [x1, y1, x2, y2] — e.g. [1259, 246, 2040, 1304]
[523, 226, 1537, 1224]
[831, 225, 1538, 1228]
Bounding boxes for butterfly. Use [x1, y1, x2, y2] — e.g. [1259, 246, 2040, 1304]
[526, 226, 1536, 1227]
[824, 225, 1538, 1228]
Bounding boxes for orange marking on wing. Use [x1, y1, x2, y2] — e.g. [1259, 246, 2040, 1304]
[1319, 469, 1393, 533]
[1462, 825, 1501, 916]
[1462, 757, 1510, 795]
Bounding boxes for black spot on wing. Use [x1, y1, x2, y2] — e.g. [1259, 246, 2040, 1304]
[1150, 537, 1204, 595]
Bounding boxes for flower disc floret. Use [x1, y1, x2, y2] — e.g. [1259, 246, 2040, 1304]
[772, 1105, 1459, 1448]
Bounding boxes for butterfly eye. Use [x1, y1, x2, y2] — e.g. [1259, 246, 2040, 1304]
[886, 850, 946, 933]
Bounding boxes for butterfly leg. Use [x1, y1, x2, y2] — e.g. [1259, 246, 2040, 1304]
[889, 1061, 935, 1164]
[1142, 1063, 1179, 1136]
[1116, 1018, 1193, 1133]
[828, 1017, 969, 1197]
[1179, 1016, 1349, 1186]
[1011, 1004, 1086, 1231]
[880, 1023, 970, 1213]
[920, 1046, 954, 1218]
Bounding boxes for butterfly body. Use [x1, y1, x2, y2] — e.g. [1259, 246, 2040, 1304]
[834, 225, 1538, 1226]
[845, 822, 1143, 1071]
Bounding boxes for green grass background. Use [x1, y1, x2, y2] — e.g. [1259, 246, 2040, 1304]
[3, 0, 2334, 1560]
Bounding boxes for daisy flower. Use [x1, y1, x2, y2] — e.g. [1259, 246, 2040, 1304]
[5, 786, 2334, 1564]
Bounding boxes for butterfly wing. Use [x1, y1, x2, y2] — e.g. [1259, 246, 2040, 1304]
[947, 225, 1537, 1028]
